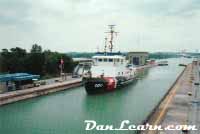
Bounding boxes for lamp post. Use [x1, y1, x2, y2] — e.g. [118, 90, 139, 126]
[60, 58, 64, 80]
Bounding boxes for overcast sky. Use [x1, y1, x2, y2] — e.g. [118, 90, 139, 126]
[0, 0, 200, 52]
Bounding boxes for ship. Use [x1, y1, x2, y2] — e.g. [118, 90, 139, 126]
[83, 25, 137, 94]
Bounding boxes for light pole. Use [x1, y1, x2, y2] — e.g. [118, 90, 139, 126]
[60, 58, 64, 80]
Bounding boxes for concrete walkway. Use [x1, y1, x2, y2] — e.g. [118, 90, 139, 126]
[0, 77, 82, 106]
[142, 63, 200, 134]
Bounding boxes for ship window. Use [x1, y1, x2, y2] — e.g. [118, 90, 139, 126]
[98, 59, 102, 62]
[117, 59, 120, 62]
[109, 59, 113, 62]
[103, 58, 108, 62]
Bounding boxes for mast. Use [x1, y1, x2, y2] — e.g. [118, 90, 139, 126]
[105, 25, 118, 53]
[96, 46, 100, 53]
[104, 37, 108, 54]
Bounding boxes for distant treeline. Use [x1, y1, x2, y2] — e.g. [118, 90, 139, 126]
[1, 48, 197, 78]
[67, 52, 95, 58]
[0, 44, 75, 78]
[67, 52, 180, 59]
[149, 52, 180, 59]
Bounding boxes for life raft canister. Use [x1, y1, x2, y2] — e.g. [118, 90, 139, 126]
[104, 77, 116, 90]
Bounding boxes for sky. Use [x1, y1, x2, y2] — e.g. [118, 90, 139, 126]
[0, 0, 200, 52]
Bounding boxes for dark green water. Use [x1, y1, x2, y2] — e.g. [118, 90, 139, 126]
[0, 58, 192, 134]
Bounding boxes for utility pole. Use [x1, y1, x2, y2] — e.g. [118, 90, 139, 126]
[60, 58, 64, 80]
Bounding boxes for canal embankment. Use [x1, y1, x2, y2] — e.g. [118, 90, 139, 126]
[141, 61, 200, 134]
[0, 78, 82, 106]
[0, 63, 158, 106]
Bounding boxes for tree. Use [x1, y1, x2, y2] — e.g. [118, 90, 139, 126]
[62, 54, 74, 73]
[10, 47, 26, 57]
[25, 53, 45, 75]
[0, 49, 10, 72]
[43, 50, 60, 76]
[31, 44, 42, 53]
[0, 54, 2, 73]
[0, 45, 75, 78]
[0, 47, 27, 73]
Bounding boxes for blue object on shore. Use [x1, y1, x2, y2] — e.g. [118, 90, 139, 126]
[0, 73, 40, 82]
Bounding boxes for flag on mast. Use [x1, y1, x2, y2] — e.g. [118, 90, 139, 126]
[60, 58, 64, 65]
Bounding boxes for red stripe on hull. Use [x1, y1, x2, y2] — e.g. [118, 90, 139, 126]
[104, 77, 116, 91]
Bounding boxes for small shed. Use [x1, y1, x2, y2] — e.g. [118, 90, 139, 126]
[0, 73, 40, 92]
[127, 52, 149, 66]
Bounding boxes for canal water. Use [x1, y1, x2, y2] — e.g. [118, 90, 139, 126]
[0, 58, 192, 134]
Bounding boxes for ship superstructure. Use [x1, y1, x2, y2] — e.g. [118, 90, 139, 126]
[84, 25, 137, 94]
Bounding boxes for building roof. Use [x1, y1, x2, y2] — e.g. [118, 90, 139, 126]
[93, 55, 125, 59]
[0, 73, 40, 82]
[72, 58, 93, 62]
[95, 52, 124, 56]
[128, 52, 149, 54]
